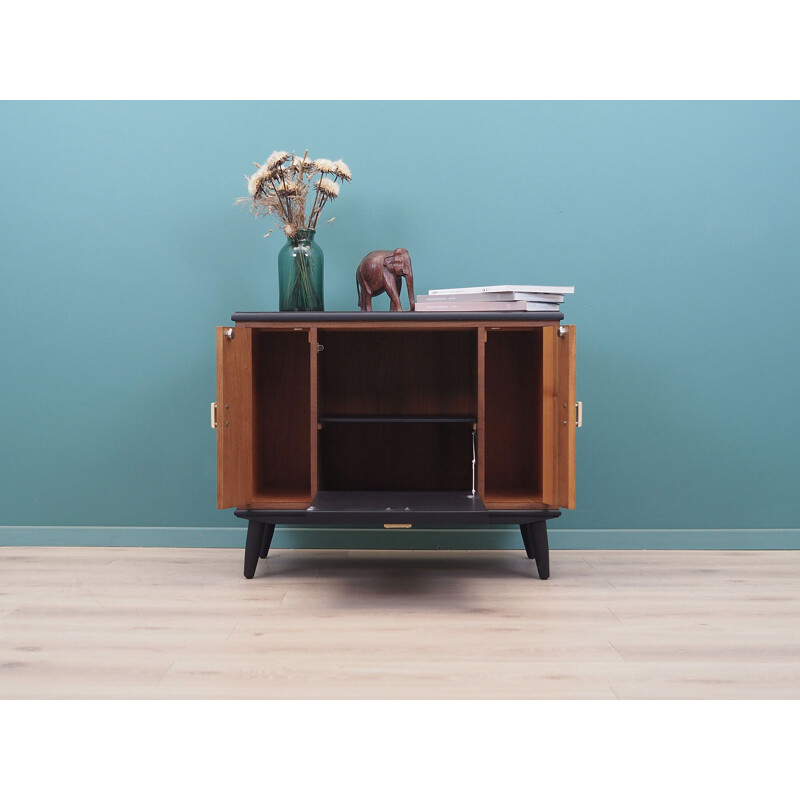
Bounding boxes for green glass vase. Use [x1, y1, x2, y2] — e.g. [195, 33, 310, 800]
[278, 229, 324, 312]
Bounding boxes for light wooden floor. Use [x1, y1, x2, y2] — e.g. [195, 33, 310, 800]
[1, 547, 798, 699]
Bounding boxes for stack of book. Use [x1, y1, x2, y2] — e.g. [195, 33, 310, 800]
[415, 284, 574, 312]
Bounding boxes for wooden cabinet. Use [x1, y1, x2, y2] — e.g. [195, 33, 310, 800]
[214, 312, 578, 579]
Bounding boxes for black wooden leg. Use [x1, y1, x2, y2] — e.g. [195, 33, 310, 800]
[244, 520, 265, 579]
[530, 520, 550, 580]
[520, 524, 535, 559]
[259, 524, 275, 559]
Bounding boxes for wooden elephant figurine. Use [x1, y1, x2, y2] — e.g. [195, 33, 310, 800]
[356, 248, 415, 312]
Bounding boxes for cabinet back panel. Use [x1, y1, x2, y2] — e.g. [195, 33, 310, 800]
[484, 330, 543, 500]
[319, 422, 473, 492]
[318, 331, 477, 416]
[252, 331, 311, 498]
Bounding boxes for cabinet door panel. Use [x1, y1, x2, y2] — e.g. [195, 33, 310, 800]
[216, 326, 253, 508]
[553, 325, 576, 508]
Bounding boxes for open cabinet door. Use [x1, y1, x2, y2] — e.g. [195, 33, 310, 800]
[542, 325, 577, 509]
[555, 325, 577, 508]
[216, 326, 253, 508]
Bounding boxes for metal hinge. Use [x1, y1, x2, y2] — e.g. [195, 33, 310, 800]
[210, 401, 218, 429]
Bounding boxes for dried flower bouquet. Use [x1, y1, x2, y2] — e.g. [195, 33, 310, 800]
[238, 150, 351, 311]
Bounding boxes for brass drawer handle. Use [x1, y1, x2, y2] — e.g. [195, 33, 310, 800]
[384, 523, 412, 529]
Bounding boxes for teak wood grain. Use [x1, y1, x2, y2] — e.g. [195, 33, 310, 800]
[555, 325, 576, 508]
[216, 326, 254, 508]
[319, 421, 474, 492]
[252, 330, 311, 506]
[217, 319, 574, 511]
[483, 329, 544, 506]
[309, 327, 319, 498]
[476, 327, 486, 500]
[541, 327, 557, 506]
[317, 329, 476, 417]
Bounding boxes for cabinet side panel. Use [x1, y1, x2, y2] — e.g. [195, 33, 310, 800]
[483, 329, 543, 504]
[309, 327, 319, 498]
[541, 327, 557, 506]
[217, 326, 254, 508]
[252, 330, 311, 502]
[477, 327, 486, 499]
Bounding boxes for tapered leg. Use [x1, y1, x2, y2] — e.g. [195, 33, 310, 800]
[520, 524, 535, 559]
[530, 520, 550, 580]
[244, 520, 265, 579]
[259, 524, 275, 559]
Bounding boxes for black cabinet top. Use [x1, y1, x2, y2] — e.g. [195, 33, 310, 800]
[232, 311, 564, 322]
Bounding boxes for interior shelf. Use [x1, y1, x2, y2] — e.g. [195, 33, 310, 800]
[319, 414, 477, 424]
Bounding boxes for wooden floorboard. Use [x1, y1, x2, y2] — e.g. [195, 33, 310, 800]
[1, 547, 799, 699]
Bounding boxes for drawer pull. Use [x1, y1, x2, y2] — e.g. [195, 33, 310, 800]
[384, 523, 412, 529]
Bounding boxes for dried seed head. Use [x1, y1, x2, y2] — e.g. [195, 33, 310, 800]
[247, 160, 280, 195]
[247, 172, 261, 196]
[315, 177, 340, 199]
[265, 150, 291, 170]
[314, 158, 337, 174]
[239, 149, 351, 232]
[332, 159, 352, 181]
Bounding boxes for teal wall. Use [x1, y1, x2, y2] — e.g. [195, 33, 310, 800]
[2, 101, 799, 549]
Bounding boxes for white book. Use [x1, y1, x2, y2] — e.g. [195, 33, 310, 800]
[417, 291, 565, 303]
[415, 301, 560, 312]
[428, 284, 575, 296]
